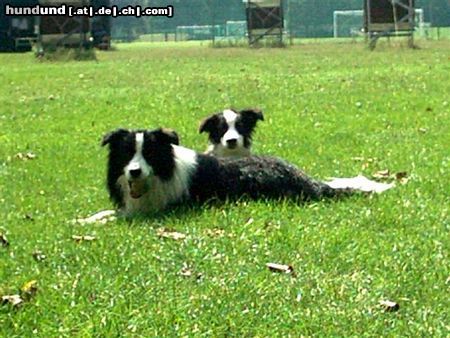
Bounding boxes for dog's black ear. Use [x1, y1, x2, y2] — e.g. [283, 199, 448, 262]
[152, 128, 180, 145]
[199, 114, 219, 134]
[240, 108, 264, 122]
[101, 129, 130, 147]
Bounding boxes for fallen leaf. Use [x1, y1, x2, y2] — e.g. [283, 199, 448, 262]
[352, 156, 377, 163]
[179, 267, 192, 277]
[23, 213, 34, 221]
[73, 210, 116, 225]
[72, 235, 96, 242]
[244, 218, 254, 226]
[204, 228, 225, 238]
[372, 169, 409, 185]
[156, 228, 186, 241]
[32, 250, 46, 262]
[21, 280, 38, 300]
[88, 293, 97, 303]
[395, 172, 408, 180]
[1, 294, 23, 307]
[394, 171, 410, 184]
[0, 233, 9, 247]
[266, 262, 294, 274]
[14, 152, 36, 161]
[380, 299, 400, 312]
[351, 156, 365, 162]
[372, 169, 390, 180]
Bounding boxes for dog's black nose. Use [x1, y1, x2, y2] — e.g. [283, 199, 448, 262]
[129, 168, 142, 178]
[226, 139, 237, 148]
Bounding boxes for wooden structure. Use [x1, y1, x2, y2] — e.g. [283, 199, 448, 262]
[364, 0, 415, 49]
[91, 0, 111, 50]
[37, 0, 90, 52]
[245, 0, 284, 45]
[0, 0, 38, 52]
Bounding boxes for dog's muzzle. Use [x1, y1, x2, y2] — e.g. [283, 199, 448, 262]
[128, 179, 148, 199]
[226, 138, 238, 149]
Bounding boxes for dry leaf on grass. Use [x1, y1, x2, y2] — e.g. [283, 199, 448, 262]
[32, 250, 46, 262]
[395, 172, 407, 180]
[352, 156, 377, 163]
[178, 264, 203, 280]
[21, 280, 38, 300]
[0, 233, 9, 247]
[351, 156, 365, 162]
[15, 152, 36, 161]
[156, 228, 186, 241]
[1, 280, 39, 308]
[372, 170, 410, 185]
[179, 266, 193, 277]
[372, 169, 390, 180]
[244, 218, 254, 226]
[72, 210, 116, 225]
[204, 228, 225, 238]
[395, 172, 410, 185]
[266, 262, 294, 274]
[23, 213, 34, 221]
[380, 299, 400, 312]
[72, 235, 96, 242]
[1, 295, 23, 307]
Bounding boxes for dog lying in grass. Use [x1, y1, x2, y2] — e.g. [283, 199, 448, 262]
[95, 127, 393, 217]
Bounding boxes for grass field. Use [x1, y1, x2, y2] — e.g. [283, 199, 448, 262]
[0, 39, 449, 336]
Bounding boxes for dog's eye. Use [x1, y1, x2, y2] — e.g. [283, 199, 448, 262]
[142, 145, 150, 155]
[219, 123, 228, 134]
[235, 121, 247, 133]
[123, 142, 135, 155]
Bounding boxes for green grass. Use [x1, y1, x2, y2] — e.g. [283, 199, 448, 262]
[0, 39, 449, 336]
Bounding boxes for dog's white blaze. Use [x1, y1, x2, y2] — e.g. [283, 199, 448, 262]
[121, 144, 197, 214]
[221, 109, 244, 149]
[223, 109, 237, 123]
[125, 132, 152, 180]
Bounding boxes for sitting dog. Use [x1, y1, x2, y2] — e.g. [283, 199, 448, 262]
[100, 127, 393, 216]
[199, 108, 264, 157]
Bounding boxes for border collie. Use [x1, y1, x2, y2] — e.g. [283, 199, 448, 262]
[199, 108, 264, 157]
[100, 128, 393, 216]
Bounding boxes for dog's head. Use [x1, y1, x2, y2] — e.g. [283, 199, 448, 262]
[101, 128, 179, 205]
[199, 108, 263, 157]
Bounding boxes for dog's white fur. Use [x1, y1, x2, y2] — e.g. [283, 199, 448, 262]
[119, 143, 197, 214]
[125, 133, 152, 181]
[205, 143, 251, 158]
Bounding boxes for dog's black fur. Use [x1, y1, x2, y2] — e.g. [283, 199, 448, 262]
[189, 155, 340, 203]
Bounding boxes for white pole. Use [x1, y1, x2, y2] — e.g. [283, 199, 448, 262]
[333, 12, 337, 38]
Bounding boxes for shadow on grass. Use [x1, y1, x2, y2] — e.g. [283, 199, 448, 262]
[114, 190, 378, 228]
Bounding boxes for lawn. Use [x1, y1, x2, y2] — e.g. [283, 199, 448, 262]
[0, 39, 449, 336]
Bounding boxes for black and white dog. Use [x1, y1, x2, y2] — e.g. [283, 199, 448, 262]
[100, 127, 393, 216]
[199, 108, 264, 157]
